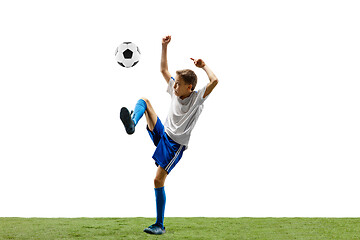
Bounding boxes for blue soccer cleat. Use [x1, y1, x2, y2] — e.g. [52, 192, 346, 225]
[143, 224, 166, 235]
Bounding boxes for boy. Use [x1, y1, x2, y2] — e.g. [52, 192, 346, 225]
[120, 35, 218, 235]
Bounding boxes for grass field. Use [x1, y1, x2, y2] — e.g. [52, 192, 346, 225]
[1, 217, 360, 240]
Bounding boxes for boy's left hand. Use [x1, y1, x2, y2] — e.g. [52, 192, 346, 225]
[190, 58, 205, 68]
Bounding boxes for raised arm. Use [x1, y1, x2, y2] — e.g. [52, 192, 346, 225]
[191, 58, 219, 98]
[160, 35, 172, 84]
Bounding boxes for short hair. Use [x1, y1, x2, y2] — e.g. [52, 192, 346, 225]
[176, 69, 197, 91]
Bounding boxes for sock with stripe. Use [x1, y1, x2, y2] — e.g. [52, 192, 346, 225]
[131, 99, 147, 126]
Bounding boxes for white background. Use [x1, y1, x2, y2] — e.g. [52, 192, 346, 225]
[1, 0, 359, 218]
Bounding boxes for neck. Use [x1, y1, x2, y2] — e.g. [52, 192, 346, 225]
[180, 92, 192, 100]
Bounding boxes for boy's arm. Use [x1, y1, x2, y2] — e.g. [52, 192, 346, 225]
[191, 58, 219, 99]
[161, 35, 172, 84]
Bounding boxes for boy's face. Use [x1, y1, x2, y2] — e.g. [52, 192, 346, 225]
[174, 75, 192, 99]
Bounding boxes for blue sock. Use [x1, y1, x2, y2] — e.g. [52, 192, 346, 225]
[132, 99, 147, 126]
[155, 186, 166, 228]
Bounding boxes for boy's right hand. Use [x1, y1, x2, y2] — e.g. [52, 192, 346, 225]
[190, 58, 206, 68]
[162, 35, 171, 45]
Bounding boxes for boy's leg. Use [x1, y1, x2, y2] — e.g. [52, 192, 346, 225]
[154, 165, 167, 188]
[131, 99, 147, 126]
[144, 166, 167, 235]
[141, 98, 157, 132]
[122, 98, 166, 234]
[154, 166, 167, 227]
[143, 100, 167, 231]
[120, 97, 157, 134]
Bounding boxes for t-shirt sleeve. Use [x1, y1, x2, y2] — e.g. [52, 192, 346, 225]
[167, 76, 175, 95]
[196, 84, 210, 105]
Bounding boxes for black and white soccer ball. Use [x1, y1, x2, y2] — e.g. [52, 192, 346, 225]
[115, 42, 141, 68]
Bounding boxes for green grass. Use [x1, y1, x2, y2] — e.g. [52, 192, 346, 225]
[0, 217, 359, 240]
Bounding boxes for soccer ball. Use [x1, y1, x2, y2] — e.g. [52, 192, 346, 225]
[115, 42, 141, 68]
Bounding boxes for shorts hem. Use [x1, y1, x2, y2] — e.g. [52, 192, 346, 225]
[153, 156, 169, 173]
[152, 144, 185, 174]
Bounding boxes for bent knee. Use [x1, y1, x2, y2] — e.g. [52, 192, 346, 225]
[141, 98, 155, 112]
[140, 98, 150, 105]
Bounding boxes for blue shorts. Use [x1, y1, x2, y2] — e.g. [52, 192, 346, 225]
[147, 117, 185, 174]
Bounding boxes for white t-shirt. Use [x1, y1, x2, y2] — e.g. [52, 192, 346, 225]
[164, 77, 209, 148]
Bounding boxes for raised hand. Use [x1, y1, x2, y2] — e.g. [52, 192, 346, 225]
[190, 58, 205, 68]
[162, 35, 172, 45]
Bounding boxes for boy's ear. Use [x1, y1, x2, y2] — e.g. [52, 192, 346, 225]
[188, 84, 193, 91]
